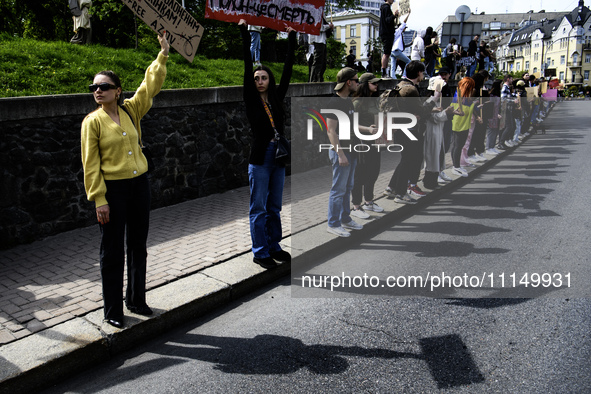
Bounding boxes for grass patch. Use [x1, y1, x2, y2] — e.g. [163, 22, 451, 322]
[0, 36, 345, 97]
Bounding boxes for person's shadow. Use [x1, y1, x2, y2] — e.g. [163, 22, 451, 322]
[164, 333, 417, 374]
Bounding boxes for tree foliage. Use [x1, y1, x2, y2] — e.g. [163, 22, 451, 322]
[0, 0, 360, 61]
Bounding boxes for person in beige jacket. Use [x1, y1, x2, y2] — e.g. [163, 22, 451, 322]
[70, 0, 92, 45]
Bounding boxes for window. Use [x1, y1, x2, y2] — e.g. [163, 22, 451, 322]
[533, 67, 538, 73]
[534, 53, 539, 61]
[561, 55, 565, 65]
[351, 45, 357, 56]
[517, 62, 521, 71]
[573, 54, 579, 64]
[547, 57, 551, 66]
[586, 54, 591, 63]
[350, 25, 357, 37]
[484, 23, 490, 28]
[552, 59, 555, 66]
[585, 70, 590, 80]
[560, 71, 565, 81]
[525, 61, 530, 70]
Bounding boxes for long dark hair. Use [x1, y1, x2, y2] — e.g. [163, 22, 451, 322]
[353, 81, 378, 99]
[489, 80, 502, 97]
[254, 64, 285, 130]
[94, 70, 123, 106]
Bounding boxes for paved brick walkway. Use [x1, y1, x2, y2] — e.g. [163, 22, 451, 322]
[0, 151, 445, 345]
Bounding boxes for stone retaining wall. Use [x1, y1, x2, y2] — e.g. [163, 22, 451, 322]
[0, 79, 443, 248]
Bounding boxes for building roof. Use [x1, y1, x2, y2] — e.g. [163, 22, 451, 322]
[565, 1, 591, 26]
[508, 18, 562, 46]
[439, 10, 567, 28]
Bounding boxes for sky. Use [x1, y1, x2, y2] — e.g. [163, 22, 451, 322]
[400, 0, 582, 31]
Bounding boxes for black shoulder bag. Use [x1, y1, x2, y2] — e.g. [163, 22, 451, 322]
[261, 99, 291, 166]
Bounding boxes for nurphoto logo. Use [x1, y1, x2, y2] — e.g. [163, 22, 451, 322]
[304, 108, 418, 153]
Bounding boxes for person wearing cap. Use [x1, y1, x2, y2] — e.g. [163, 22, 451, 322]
[325, 68, 362, 237]
[350, 73, 385, 219]
[390, 9, 411, 79]
[424, 67, 454, 188]
[382, 61, 429, 203]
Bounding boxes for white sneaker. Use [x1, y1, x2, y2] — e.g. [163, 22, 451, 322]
[485, 148, 499, 155]
[362, 202, 384, 213]
[477, 153, 488, 161]
[327, 226, 350, 237]
[383, 187, 394, 197]
[452, 167, 468, 177]
[439, 171, 453, 182]
[342, 219, 363, 230]
[468, 155, 484, 163]
[438, 176, 447, 183]
[505, 140, 515, 148]
[493, 148, 502, 154]
[351, 206, 370, 219]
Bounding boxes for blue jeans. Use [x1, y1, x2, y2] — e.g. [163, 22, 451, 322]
[248, 142, 285, 258]
[328, 150, 357, 228]
[467, 60, 478, 77]
[250, 31, 261, 62]
[390, 49, 410, 78]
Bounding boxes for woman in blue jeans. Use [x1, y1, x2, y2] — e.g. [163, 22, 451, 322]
[239, 20, 296, 269]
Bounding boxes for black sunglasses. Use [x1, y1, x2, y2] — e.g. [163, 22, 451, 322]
[89, 83, 118, 92]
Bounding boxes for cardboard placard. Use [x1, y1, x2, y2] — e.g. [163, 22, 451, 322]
[398, 0, 410, 19]
[540, 81, 548, 94]
[122, 0, 203, 63]
[205, 0, 324, 35]
[525, 87, 538, 98]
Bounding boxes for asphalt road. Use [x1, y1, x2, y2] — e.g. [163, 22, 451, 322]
[42, 101, 591, 393]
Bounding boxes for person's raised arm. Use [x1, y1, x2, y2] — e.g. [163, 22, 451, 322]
[277, 27, 297, 99]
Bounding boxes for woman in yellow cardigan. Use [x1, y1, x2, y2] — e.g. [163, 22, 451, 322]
[81, 32, 169, 329]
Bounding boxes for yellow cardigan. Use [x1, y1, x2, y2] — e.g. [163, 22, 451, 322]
[81, 52, 167, 208]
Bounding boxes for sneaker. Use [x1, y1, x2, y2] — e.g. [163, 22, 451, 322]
[362, 202, 384, 213]
[438, 176, 447, 184]
[327, 226, 350, 237]
[485, 148, 499, 156]
[383, 187, 394, 197]
[452, 167, 468, 177]
[493, 148, 502, 154]
[504, 140, 515, 148]
[342, 219, 363, 230]
[439, 171, 453, 182]
[468, 155, 485, 163]
[477, 153, 488, 161]
[393, 194, 418, 204]
[408, 184, 426, 198]
[351, 206, 370, 219]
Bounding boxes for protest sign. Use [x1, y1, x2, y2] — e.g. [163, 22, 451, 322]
[541, 89, 558, 100]
[205, 0, 324, 35]
[398, 0, 410, 19]
[540, 81, 548, 94]
[122, 0, 203, 63]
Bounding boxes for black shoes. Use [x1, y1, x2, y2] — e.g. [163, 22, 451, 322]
[270, 250, 291, 262]
[105, 319, 124, 329]
[254, 250, 291, 268]
[253, 257, 277, 269]
[126, 304, 153, 316]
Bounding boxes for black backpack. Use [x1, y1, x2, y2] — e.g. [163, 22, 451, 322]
[69, 0, 82, 17]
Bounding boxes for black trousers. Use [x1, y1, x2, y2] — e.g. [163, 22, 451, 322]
[388, 130, 422, 196]
[100, 174, 150, 320]
[352, 148, 381, 205]
[310, 43, 327, 82]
